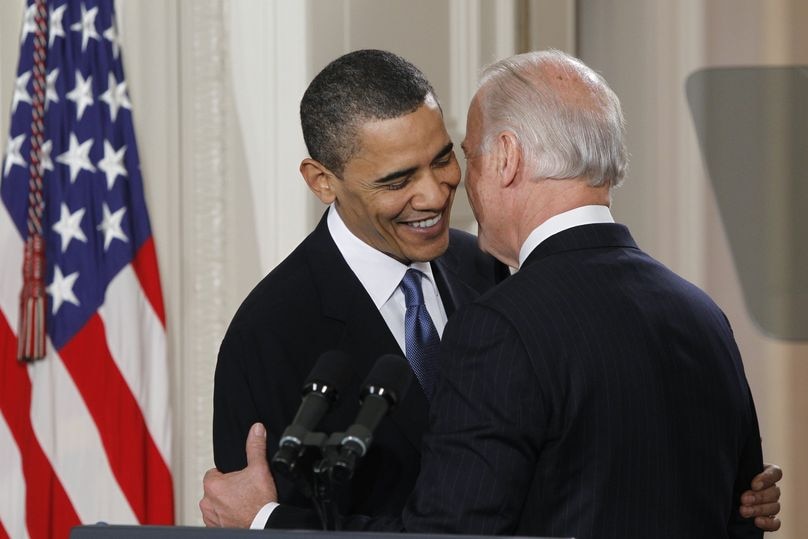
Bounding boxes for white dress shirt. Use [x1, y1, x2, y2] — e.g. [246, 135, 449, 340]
[327, 204, 448, 348]
[518, 205, 615, 268]
[250, 204, 449, 529]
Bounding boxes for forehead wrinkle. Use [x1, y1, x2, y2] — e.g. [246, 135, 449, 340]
[345, 102, 452, 183]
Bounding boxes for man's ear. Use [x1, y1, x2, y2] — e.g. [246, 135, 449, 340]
[496, 131, 521, 188]
[300, 158, 337, 204]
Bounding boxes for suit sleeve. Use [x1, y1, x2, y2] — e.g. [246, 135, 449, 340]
[718, 313, 763, 539]
[213, 328, 259, 472]
[213, 325, 314, 510]
[727, 389, 764, 539]
[400, 303, 546, 535]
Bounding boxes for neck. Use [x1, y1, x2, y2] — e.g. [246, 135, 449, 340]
[516, 178, 610, 247]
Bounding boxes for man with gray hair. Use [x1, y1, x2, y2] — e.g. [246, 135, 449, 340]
[383, 48, 767, 537]
[202, 49, 780, 537]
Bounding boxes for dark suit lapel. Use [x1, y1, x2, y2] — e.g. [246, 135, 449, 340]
[431, 246, 483, 318]
[304, 212, 429, 451]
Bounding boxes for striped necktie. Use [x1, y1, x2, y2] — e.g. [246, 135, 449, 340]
[400, 269, 440, 400]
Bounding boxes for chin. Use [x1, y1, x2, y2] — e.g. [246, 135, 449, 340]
[409, 236, 450, 263]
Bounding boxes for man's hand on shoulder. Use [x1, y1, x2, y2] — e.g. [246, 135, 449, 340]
[741, 463, 783, 532]
[200, 423, 278, 528]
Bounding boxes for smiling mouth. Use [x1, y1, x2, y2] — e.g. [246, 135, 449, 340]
[405, 213, 443, 229]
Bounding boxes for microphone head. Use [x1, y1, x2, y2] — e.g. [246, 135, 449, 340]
[361, 354, 413, 406]
[303, 350, 353, 401]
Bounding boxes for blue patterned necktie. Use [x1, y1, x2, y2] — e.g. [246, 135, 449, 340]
[400, 269, 440, 400]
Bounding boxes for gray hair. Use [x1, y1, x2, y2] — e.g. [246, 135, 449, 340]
[477, 50, 627, 188]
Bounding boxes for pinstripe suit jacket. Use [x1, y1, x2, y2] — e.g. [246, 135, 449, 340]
[214, 211, 508, 519]
[395, 223, 763, 538]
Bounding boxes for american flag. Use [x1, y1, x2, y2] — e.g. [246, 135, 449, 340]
[0, 1, 174, 537]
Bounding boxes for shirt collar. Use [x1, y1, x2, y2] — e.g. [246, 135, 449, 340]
[327, 205, 435, 309]
[518, 205, 614, 267]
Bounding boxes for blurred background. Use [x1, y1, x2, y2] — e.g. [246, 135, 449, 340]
[1, 0, 805, 535]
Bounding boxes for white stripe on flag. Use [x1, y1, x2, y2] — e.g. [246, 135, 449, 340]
[1, 199, 136, 526]
[28, 349, 138, 525]
[0, 205, 22, 326]
[99, 265, 171, 467]
[0, 410, 30, 539]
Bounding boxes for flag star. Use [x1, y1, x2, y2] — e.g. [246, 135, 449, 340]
[47, 265, 81, 314]
[12, 71, 32, 113]
[100, 73, 131, 122]
[3, 134, 26, 177]
[46, 68, 60, 109]
[97, 203, 128, 251]
[103, 23, 120, 59]
[56, 134, 95, 183]
[49, 4, 67, 47]
[66, 71, 94, 120]
[20, 3, 36, 44]
[39, 140, 54, 173]
[98, 141, 127, 190]
[53, 203, 88, 252]
[70, 3, 100, 52]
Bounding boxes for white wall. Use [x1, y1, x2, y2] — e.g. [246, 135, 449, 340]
[0, 0, 25, 140]
[118, 0, 313, 523]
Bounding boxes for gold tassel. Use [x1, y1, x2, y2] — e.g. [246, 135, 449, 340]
[18, 236, 47, 362]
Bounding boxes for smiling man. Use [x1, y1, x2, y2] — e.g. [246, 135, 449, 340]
[203, 49, 782, 532]
[209, 49, 509, 525]
[299, 92, 458, 264]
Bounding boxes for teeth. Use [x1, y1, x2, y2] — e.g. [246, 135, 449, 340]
[409, 214, 441, 229]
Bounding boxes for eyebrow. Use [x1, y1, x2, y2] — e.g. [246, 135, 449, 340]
[373, 142, 454, 184]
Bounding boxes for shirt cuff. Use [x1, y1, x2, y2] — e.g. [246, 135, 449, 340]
[250, 502, 279, 529]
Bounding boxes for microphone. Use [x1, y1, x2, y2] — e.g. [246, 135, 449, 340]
[331, 354, 413, 482]
[272, 350, 353, 476]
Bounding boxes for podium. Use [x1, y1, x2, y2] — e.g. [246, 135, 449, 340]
[70, 525, 569, 539]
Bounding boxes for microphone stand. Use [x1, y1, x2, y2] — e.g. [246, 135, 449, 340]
[272, 430, 345, 531]
[312, 438, 343, 531]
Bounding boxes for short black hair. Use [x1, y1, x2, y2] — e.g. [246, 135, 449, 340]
[300, 49, 437, 176]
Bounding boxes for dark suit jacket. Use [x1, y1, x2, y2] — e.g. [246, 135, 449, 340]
[388, 223, 762, 538]
[213, 211, 508, 517]
[269, 223, 764, 537]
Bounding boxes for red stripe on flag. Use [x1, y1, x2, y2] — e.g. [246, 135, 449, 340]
[132, 238, 166, 328]
[0, 314, 80, 539]
[58, 314, 174, 524]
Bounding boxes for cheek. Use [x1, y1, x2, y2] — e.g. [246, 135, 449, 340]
[464, 172, 480, 205]
[342, 194, 372, 226]
[370, 194, 409, 226]
[445, 162, 462, 187]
